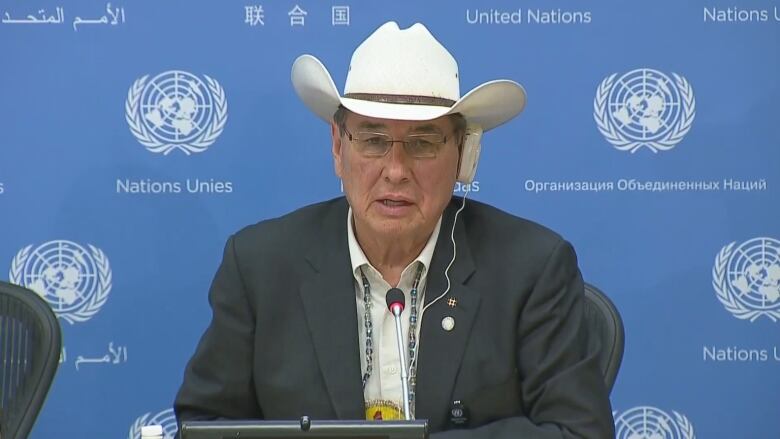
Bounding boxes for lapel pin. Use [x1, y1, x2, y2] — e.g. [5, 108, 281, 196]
[441, 316, 455, 331]
[447, 296, 457, 308]
[449, 400, 470, 428]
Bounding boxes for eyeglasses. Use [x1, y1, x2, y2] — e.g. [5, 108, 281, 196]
[342, 126, 450, 159]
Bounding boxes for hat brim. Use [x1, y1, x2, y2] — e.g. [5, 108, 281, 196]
[291, 54, 526, 132]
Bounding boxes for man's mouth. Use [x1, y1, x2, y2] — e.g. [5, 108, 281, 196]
[381, 199, 411, 207]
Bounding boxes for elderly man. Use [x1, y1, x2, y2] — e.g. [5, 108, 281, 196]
[175, 22, 614, 438]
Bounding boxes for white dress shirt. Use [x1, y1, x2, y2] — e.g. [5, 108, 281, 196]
[346, 207, 441, 419]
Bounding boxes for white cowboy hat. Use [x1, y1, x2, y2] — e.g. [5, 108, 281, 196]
[291, 21, 526, 131]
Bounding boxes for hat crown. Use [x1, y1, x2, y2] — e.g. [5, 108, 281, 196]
[344, 22, 460, 101]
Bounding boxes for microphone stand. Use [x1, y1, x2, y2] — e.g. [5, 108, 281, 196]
[386, 288, 413, 421]
[390, 304, 413, 421]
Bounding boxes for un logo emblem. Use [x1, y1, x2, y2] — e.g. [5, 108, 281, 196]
[615, 406, 695, 439]
[594, 68, 695, 153]
[713, 237, 780, 322]
[129, 408, 178, 439]
[8, 240, 112, 325]
[126, 70, 228, 155]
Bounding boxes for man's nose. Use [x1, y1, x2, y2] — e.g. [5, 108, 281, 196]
[382, 141, 412, 182]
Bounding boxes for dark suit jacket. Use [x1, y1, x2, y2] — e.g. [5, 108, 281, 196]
[174, 197, 614, 438]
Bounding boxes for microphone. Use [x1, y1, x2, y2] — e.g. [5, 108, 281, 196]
[386, 288, 405, 316]
[385, 288, 412, 420]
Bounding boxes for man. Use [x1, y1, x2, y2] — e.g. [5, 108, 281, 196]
[175, 22, 614, 438]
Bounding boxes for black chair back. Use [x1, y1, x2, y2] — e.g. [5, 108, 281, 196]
[583, 283, 624, 393]
[0, 281, 62, 439]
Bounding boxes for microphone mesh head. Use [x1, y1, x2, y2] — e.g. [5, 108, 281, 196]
[385, 288, 405, 311]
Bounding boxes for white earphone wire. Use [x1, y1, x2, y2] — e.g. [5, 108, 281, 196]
[409, 184, 470, 375]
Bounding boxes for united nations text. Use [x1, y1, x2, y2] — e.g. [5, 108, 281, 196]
[703, 6, 780, 22]
[116, 178, 233, 194]
[466, 8, 591, 25]
[524, 178, 768, 193]
[703, 345, 780, 362]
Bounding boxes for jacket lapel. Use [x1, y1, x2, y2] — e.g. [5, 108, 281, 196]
[414, 199, 479, 429]
[299, 199, 365, 419]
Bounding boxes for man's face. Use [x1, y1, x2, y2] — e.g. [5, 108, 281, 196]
[332, 111, 460, 244]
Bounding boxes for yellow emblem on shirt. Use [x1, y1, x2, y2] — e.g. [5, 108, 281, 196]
[365, 400, 403, 420]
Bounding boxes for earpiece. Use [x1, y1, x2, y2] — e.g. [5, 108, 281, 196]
[456, 125, 483, 184]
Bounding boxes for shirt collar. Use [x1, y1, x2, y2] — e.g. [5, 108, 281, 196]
[347, 207, 442, 280]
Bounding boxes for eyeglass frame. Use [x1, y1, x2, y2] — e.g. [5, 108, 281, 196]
[339, 125, 455, 159]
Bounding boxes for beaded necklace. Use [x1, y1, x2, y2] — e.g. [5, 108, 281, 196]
[359, 264, 425, 414]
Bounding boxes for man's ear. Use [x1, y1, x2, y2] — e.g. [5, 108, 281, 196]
[331, 122, 343, 178]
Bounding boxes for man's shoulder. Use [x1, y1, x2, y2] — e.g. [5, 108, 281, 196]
[458, 198, 577, 279]
[232, 197, 347, 250]
[460, 197, 566, 251]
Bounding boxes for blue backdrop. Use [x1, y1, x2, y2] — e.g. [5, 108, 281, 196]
[1, 0, 778, 437]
